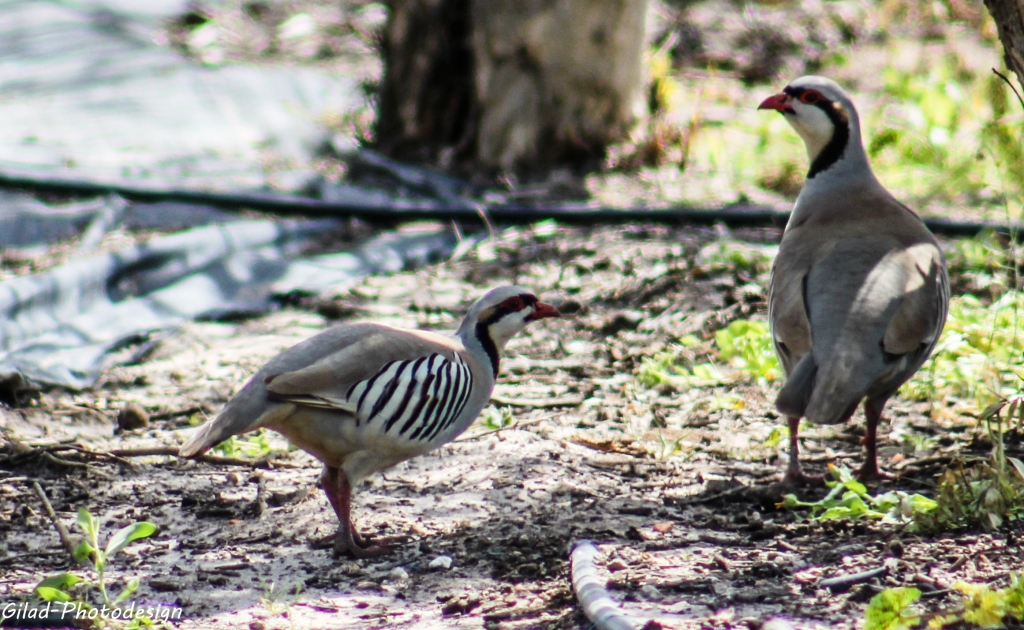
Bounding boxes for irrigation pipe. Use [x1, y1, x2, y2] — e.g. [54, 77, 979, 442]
[570, 540, 638, 630]
[0, 167, 1019, 237]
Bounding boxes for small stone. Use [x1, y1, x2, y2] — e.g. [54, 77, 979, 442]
[389, 567, 409, 581]
[149, 579, 178, 592]
[249, 622, 266, 630]
[652, 521, 675, 534]
[428, 555, 453, 570]
[888, 540, 904, 558]
[355, 580, 378, 590]
[641, 584, 663, 601]
[117, 403, 149, 431]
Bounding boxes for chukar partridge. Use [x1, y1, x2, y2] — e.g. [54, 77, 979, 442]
[180, 286, 560, 556]
[758, 76, 949, 482]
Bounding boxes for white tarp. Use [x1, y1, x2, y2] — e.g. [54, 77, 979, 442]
[0, 0, 358, 191]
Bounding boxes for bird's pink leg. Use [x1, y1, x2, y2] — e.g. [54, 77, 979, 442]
[783, 415, 824, 485]
[857, 399, 892, 481]
[320, 467, 389, 558]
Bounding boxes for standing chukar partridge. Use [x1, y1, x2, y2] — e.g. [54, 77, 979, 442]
[179, 286, 560, 556]
[758, 76, 949, 483]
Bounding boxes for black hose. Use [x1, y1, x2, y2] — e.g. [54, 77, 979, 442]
[1, 168, 1018, 238]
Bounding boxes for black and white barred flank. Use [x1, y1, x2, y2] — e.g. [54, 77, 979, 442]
[346, 353, 474, 442]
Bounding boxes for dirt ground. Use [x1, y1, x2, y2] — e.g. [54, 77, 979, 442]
[2, 222, 1023, 630]
[1, 1, 1022, 628]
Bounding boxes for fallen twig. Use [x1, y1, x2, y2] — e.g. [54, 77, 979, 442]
[667, 484, 751, 505]
[893, 454, 978, 470]
[1, 443, 301, 470]
[149, 406, 205, 422]
[819, 566, 888, 592]
[456, 418, 543, 442]
[491, 394, 583, 408]
[570, 540, 638, 630]
[108, 447, 302, 469]
[1, 443, 134, 468]
[31, 480, 78, 561]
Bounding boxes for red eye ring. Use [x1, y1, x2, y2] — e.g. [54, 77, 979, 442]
[800, 91, 820, 104]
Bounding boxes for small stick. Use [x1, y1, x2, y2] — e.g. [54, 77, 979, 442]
[570, 540, 638, 630]
[819, 566, 888, 592]
[106, 447, 301, 468]
[31, 481, 77, 560]
[490, 395, 583, 408]
[992, 68, 1024, 112]
[456, 417, 543, 442]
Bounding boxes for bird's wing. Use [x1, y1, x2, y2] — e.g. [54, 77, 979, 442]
[265, 327, 460, 404]
[881, 242, 948, 356]
[178, 323, 461, 457]
[768, 244, 817, 375]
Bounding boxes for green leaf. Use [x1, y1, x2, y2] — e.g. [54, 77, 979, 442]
[1007, 457, 1024, 482]
[1004, 573, 1024, 619]
[777, 494, 802, 509]
[908, 494, 939, 513]
[36, 573, 82, 591]
[959, 580, 1007, 628]
[35, 586, 73, 602]
[113, 577, 141, 605]
[76, 508, 98, 538]
[980, 402, 1005, 420]
[865, 587, 922, 630]
[105, 521, 158, 557]
[73, 541, 95, 564]
[843, 479, 869, 497]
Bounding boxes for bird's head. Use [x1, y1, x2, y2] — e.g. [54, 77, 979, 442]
[758, 75, 863, 179]
[460, 285, 560, 351]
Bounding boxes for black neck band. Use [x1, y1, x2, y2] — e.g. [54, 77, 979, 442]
[807, 101, 850, 178]
[475, 321, 500, 378]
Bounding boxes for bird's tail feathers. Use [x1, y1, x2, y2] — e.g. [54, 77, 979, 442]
[179, 378, 281, 457]
[178, 421, 218, 458]
[776, 354, 817, 418]
[803, 348, 873, 425]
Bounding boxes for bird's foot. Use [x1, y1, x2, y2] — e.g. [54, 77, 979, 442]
[324, 529, 408, 559]
[854, 463, 894, 482]
[782, 466, 825, 487]
[333, 538, 390, 559]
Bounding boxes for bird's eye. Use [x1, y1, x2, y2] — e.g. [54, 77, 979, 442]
[800, 91, 820, 104]
[504, 297, 524, 311]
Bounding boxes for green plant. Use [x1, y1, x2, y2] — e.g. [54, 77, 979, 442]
[259, 578, 303, 616]
[211, 428, 286, 459]
[479, 405, 515, 431]
[35, 508, 158, 627]
[779, 465, 938, 527]
[866, 53, 1024, 205]
[901, 291, 1024, 419]
[867, 575, 1024, 630]
[864, 587, 922, 630]
[714, 319, 780, 383]
[637, 320, 781, 390]
[914, 398, 1024, 532]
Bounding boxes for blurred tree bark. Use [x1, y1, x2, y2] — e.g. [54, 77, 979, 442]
[376, 0, 649, 176]
[984, 0, 1024, 87]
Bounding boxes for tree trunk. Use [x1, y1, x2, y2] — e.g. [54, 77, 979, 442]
[376, 0, 649, 176]
[984, 0, 1024, 87]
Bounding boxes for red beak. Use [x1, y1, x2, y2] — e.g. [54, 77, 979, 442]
[526, 301, 561, 321]
[758, 92, 794, 114]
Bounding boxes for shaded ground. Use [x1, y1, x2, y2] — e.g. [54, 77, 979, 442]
[1, 1, 1022, 628]
[2, 222, 1022, 629]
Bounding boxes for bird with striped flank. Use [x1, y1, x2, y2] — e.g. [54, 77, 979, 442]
[759, 76, 949, 483]
[179, 286, 560, 557]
